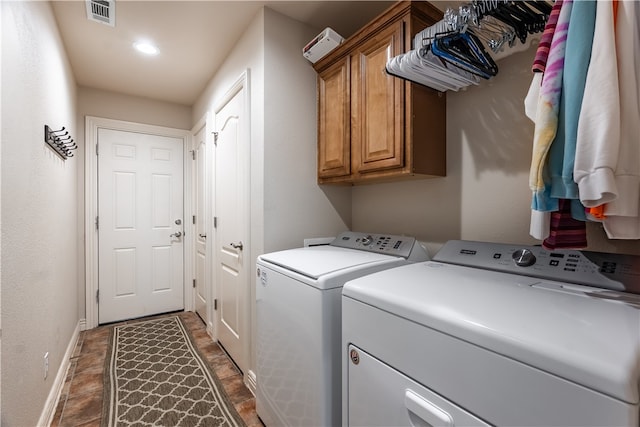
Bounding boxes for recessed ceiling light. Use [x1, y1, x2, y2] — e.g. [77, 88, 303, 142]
[133, 41, 159, 56]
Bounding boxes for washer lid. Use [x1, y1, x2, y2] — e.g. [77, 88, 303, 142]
[258, 246, 398, 280]
[343, 261, 640, 405]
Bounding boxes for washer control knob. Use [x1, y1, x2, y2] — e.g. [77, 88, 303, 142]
[361, 235, 373, 246]
[512, 249, 536, 267]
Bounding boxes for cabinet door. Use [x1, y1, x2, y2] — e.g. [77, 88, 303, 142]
[351, 22, 404, 175]
[317, 56, 351, 180]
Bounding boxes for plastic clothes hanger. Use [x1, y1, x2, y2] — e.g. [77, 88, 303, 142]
[431, 32, 498, 78]
[489, 6, 529, 43]
[509, 2, 547, 34]
[525, 0, 552, 16]
[471, 15, 516, 53]
[387, 0, 548, 92]
[430, 38, 489, 78]
[386, 47, 480, 92]
[483, 1, 548, 43]
[414, 49, 480, 89]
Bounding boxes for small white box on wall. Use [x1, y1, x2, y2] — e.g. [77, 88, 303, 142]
[303, 27, 344, 63]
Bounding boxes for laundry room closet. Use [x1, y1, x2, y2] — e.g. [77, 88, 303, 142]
[348, 1, 640, 258]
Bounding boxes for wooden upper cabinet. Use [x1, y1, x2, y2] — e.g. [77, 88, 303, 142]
[318, 56, 351, 179]
[314, 1, 446, 185]
[351, 21, 404, 175]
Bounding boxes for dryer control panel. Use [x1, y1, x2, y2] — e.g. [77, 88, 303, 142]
[433, 240, 640, 294]
[331, 232, 422, 259]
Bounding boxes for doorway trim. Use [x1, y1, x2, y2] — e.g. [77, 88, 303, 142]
[84, 116, 192, 329]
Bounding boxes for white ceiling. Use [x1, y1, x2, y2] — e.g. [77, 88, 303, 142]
[50, 0, 408, 106]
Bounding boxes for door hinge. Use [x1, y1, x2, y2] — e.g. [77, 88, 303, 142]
[191, 150, 196, 160]
[96, 144, 99, 155]
[213, 132, 219, 146]
[192, 279, 196, 288]
[214, 299, 218, 310]
[95, 216, 99, 230]
[192, 215, 196, 225]
[213, 216, 217, 229]
[96, 289, 99, 303]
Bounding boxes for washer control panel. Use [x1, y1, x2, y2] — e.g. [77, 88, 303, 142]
[433, 240, 640, 294]
[331, 231, 416, 259]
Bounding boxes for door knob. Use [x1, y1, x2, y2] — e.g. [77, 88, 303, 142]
[230, 241, 243, 251]
[170, 231, 182, 238]
[199, 233, 207, 239]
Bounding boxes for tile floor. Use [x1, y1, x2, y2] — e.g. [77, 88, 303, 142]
[51, 311, 263, 427]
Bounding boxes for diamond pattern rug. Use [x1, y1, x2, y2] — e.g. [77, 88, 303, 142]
[102, 316, 246, 427]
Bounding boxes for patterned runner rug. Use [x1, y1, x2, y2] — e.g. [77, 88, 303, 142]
[102, 316, 245, 427]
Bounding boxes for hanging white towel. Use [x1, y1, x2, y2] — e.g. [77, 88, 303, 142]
[603, 0, 640, 239]
[573, 1, 620, 208]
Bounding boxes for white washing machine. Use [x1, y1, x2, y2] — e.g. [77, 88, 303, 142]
[343, 240, 640, 427]
[255, 231, 429, 427]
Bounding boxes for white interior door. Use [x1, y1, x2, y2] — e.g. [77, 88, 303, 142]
[193, 123, 209, 324]
[214, 74, 249, 373]
[98, 128, 184, 324]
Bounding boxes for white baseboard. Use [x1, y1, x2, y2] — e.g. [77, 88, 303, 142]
[38, 320, 81, 427]
[245, 369, 257, 396]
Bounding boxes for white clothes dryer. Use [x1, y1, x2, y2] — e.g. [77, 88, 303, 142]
[255, 231, 429, 427]
[343, 240, 640, 427]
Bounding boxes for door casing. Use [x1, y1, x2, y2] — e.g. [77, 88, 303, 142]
[85, 116, 192, 329]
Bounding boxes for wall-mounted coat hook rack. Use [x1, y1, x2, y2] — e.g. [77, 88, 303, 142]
[44, 125, 77, 160]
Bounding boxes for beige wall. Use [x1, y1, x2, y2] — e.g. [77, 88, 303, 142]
[78, 86, 192, 131]
[352, 47, 640, 256]
[263, 7, 351, 252]
[1, 2, 79, 425]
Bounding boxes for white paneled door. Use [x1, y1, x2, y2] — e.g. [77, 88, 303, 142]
[215, 73, 249, 373]
[98, 128, 184, 324]
[193, 123, 209, 324]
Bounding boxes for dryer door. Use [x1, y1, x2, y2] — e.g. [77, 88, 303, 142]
[347, 345, 490, 427]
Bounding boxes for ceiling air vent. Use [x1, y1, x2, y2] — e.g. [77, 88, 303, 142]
[86, 0, 115, 27]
